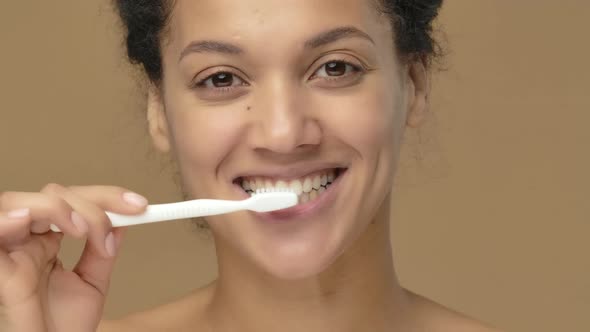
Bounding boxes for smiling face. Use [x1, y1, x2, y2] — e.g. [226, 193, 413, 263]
[148, 0, 428, 280]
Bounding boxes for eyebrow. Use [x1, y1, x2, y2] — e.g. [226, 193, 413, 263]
[304, 26, 374, 49]
[178, 26, 375, 62]
[179, 41, 243, 60]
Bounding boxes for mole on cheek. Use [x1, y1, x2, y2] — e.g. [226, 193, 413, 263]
[246, 106, 252, 111]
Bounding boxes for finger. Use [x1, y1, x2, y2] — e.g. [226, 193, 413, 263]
[9, 232, 62, 275]
[73, 226, 126, 296]
[43, 185, 114, 259]
[0, 190, 85, 238]
[0, 231, 62, 285]
[0, 248, 16, 283]
[0, 210, 32, 284]
[0, 209, 33, 247]
[68, 185, 148, 214]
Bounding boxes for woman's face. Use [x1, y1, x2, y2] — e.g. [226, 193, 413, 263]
[149, 0, 427, 279]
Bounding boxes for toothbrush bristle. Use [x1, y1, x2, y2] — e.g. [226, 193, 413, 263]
[254, 187, 295, 195]
[248, 189, 298, 212]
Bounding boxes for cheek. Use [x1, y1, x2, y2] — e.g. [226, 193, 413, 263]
[165, 102, 245, 186]
[317, 77, 402, 155]
[175, 113, 242, 163]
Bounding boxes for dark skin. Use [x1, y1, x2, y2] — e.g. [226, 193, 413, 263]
[101, 1, 502, 330]
[0, 0, 503, 331]
[104, 0, 502, 331]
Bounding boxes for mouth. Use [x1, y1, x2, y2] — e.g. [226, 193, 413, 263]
[233, 167, 346, 204]
[233, 168, 348, 221]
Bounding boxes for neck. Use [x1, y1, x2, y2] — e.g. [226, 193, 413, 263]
[207, 198, 410, 332]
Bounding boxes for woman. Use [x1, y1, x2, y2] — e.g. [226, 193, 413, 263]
[0, 0, 502, 331]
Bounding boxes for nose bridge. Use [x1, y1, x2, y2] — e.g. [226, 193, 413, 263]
[249, 74, 314, 153]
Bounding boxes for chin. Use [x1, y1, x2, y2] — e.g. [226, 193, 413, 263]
[255, 242, 343, 280]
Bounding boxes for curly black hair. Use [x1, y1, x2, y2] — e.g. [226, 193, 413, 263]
[114, 0, 443, 83]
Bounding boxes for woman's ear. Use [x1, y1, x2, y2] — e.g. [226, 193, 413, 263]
[405, 60, 430, 128]
[147, 84, 172, 152]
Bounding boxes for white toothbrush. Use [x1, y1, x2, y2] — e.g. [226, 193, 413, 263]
[50, 189, 297, 232]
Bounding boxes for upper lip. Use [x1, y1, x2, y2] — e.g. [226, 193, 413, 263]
[231, 162, 347, 183]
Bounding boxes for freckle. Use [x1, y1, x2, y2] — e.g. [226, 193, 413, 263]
[246, 106, 252, 111]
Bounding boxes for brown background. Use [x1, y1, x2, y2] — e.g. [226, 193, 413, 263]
[1, 1, 588, 331]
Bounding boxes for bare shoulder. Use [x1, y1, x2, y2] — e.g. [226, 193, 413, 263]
[405, 290, 505, 332]
[98, 284, 214, 332]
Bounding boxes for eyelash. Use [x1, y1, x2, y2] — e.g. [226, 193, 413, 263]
[191, 59, 367, 94]
[191, 70, 245, 95]
[309, 59, 365, 81]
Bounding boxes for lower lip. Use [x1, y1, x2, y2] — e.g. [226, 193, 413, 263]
[243, 169, 347, 223]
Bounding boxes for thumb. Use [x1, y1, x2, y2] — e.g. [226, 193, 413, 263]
[73, 227, 126, 296]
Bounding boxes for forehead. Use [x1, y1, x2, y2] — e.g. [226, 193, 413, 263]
[167, 0, 388, 50]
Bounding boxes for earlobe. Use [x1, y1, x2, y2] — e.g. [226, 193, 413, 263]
[405, 61, 430, 128]
[147, 84, 171, 152]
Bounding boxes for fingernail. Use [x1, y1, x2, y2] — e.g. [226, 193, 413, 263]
[105, 232, 117, 257]
[71, 211, 88, 234]
[123, 192, 148, 207]
[7, 208, 30, 218]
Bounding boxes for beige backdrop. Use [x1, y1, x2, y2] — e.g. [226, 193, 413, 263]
[1, 1, 588, 331]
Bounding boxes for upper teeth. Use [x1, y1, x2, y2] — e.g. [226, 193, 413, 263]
[240, 170, 336, 196]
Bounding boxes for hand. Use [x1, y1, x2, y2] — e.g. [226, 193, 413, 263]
[0, 184, 148, 332]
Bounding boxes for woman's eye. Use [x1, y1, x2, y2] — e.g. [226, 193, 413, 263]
[196, 72, 246, 89]
[191, 70, 250, 101]
[312, 60, 363, 79]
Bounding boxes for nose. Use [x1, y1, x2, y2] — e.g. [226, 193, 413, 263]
[248, 77, 321, 154]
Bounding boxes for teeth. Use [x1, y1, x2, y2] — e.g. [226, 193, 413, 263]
[302, 178, 313, 193]
[256, 188, 293, 194]
[289, 180, 303, 195]
[300, 193, 309, 203]
[327, 171, 334, 182]
[321, 174, 327, 186]
[309, 190, 318, 200]
[312, 176, 321, 190]
[264, 179, 273, 189]
[239, 168, 342, 203]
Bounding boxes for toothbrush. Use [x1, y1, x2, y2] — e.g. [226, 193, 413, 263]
[50, 189, 297, 232]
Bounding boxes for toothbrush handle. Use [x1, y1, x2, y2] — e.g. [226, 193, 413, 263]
[50, 198, 248, 231]
[106, 199, 246, 227]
